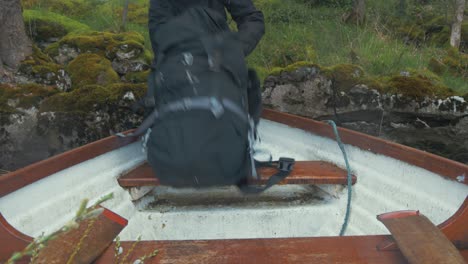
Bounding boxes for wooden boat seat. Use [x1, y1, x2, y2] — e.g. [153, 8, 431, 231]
[378, 211, 466, 264]
[118, 161, 357, 188]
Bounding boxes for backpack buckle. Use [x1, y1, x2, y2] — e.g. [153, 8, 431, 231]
[278, 157, 295, 172]
[210, 97, 225, 118]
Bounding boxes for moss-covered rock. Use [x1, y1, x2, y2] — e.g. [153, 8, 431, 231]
[46, 31, 150, 74]
[40, 83, 146, 112]
[0, 83, 58, 112]
[106, 83, 147, 101]
[386, 6, 466, 50]
[124, 70, 150, 83]
[18, 46, 72, 91]
[269, 61, 318, 76]
[20, 45, 57, 70]
[19, 58, 61, 79]
[385, 70, 454, 99]
[67, 54, 120, 88]
[361, 77, 385, 92]
[322, 63, 366, 91]
[46, 31, 145, 61]
[23, 10, 90, 43]
[40, 85, 110, 112]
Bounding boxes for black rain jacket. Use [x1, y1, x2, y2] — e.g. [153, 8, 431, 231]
[149, 0, 265, 58]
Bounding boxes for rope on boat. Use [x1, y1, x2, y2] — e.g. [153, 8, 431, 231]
[325, 120, 352, 236]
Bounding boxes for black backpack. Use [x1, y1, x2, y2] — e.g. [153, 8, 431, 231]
[120, 7, 294, 191]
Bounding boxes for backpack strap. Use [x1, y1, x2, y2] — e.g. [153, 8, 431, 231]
[117, 96, 249, 138]
[240, 157, 295, 194]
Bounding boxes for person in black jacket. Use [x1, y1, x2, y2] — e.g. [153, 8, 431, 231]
[146, 0, 265, 124]
[149, 0, 265, 58]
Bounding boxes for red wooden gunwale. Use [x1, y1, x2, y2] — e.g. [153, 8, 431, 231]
[93, 235, 468, 264]
[262, 109, 468, 184]
[0, 109, 466, 199]
[0, 133, 137, 198]
[0, 213, 33, 261]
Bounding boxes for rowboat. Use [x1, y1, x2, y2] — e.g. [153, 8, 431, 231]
[1, 109, 467, 263]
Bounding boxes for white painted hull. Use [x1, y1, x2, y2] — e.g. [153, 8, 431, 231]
[1, 119, 467, 241]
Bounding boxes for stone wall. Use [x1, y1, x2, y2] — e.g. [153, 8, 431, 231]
[263, 66, 468, 163]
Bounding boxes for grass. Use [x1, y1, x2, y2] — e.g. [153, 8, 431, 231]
[23, 9, 90, 33]
[22, 0, 468, 94]
[249, 0, 468, 93]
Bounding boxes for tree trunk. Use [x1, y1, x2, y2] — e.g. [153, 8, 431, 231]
[342, 0, 366, 25]
[121, 0, 130, 32]
[0, 0, 32, 70]
[450, 0, 466, 49]
[353, 0, 366, 25]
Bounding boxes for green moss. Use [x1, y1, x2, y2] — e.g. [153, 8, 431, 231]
[387, 9, 454, 49]
[442, 47, 468, 78]
[322, 64, 366, 91]
[0, 83, 58, 112]
[428, 58, 447, 75]
[46, 31, 145, 60]
[31, 45, 52, 64]
[18, 45, 65, 81]
[23, 0, 92, 18]
[253, 66, 270, 85]
[67, 54, 120, 89]
[272, 44, 315, 68]
[268, 61, 318, 76]
[385, 70, 454, 99]
[20, 47, 61, 75]
[23, 10, 90, 41]
[115, 3, 149, 25]
[361, 77, 385, 92]
[40, 85, 110, 112]
[22, 0, 38, 8]
[143, 49, 154, 64]
[107, 83, 147, 101]
[46, 0, 90, 17]
[124, 70, 149, 83]
[40, 83, 147, 112]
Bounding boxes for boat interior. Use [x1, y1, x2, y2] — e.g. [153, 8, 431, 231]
[1, 116, 467, 241]
[0, 110, 467, 263]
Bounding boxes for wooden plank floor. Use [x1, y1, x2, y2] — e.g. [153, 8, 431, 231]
[117, 161, 357, 188]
